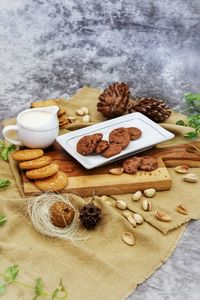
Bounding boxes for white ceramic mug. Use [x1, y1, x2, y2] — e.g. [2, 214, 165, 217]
[2, 106, 59, 149]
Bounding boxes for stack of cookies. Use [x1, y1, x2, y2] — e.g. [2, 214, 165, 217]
[31, 99, 69, 129]
[12, 149, 68, 192]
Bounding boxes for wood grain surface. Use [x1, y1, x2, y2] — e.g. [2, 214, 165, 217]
[20, 141, 200, 197]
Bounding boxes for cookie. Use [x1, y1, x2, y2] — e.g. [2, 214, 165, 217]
[102, 143, 123, 158]
[109, 127, 130, 149]
[50, 202, 75, 228]
[26, 163, 59, 179]
[126, 127, 142, 140]
[139, 156, 158, 171]
[19, 156, 51, 170]
[31, 99, 57, 108]
[34, 171, 68, 192]
[123, 157, 143, 174]
[12, 149, 44, 161]
[76, 133, 103, 156]
[58, 107, 66, 117]
[95, 140, 109, 154]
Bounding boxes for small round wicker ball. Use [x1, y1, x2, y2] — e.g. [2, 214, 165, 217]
[50, 201, 75, 228]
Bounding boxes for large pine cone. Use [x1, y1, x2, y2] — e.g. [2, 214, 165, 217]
[128, 97, 171, 123]
[97, 82, 130, 118]
[79, 203, 102, 230]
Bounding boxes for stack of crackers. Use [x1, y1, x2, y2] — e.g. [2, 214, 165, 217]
[12, 149, 68, 192]
[31, 99, 70, 129]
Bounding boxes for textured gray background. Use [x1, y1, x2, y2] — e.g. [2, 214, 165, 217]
[0, 0, 200, 299]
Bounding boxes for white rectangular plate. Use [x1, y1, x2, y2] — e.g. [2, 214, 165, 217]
[56, 112, 174, 169]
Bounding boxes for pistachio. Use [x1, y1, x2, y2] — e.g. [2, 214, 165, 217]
[80, 106, 89, 115]
[127, 216, 137, 227]
[155, 211, 171, 222]
[133, 213, 144, 224]
[115, 200, 127, 210]
[76, 109, 84, 116]
[82, 114, 91, 123]
[122, 232, 135, 246]
[183, 173, 198, 183]
[132, 191, 142, 202]
[109, 168, 124, 175]
[175, 165, 190, 174]
[143, 188, 156, 198]
[142, 199, 152, 211]
[122, 210, 132, 218]
[176, 204, 188, 215]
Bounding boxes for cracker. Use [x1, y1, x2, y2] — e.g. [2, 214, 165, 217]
[12, 149, 44, 161]
[34, 171, 68, 191]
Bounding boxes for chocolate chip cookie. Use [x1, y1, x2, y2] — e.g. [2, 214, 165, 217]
[76, 133, 103, 156]
[127, 127, 142, 140]
[109, 127, 130, 149]
[123, 157, 143, 174]
[139, 156, 158, 171]
[102, 143, 123, 158]
[95, 140, 109, 154]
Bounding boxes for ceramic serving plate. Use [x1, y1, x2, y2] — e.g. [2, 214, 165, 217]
[56, 112, 174, 169]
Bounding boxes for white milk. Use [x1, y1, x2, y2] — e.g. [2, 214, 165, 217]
[19, 111, 52, 128]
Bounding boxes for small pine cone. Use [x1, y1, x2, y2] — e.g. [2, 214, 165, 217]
[97, 82, 130, 118]
[129, 97, 171, 123]
[79, 203, 102, 230]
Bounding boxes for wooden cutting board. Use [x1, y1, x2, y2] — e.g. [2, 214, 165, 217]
[20, 141, 200, 197]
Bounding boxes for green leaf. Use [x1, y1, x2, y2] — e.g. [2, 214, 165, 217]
[0, 179, 11, 189]
[0, 280, 6, 296]
[0, 215, 7, 226]
[51, 279, 67, 300]
[33, 278, 47, 299]
[185, 93, 200, 102]
[0, 144, 16, 161]
[184, 131, 198, 139]
[4, 265, 19, 284]
[176, 120, 186, 126]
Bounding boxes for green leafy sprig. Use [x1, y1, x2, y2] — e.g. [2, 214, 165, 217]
[176, 114, 200, 139]
[176, 93, 200, 140]
[0, 265, 68, 299]
[0, 179, 11, 189]
[0, 141, 16, 161]
[0, 215, 7, 226]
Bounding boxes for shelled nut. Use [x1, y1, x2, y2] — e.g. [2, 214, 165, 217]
[76, 109, 84, 116]
[183, 173, 198, 183]
[80, 107, 89, 115]
[133, 213, 144, 224]
[82, 115, 91, 123]
[115, 200, 127, 210]
[132, 191, 142, 202]
[143, 188, 156, 198]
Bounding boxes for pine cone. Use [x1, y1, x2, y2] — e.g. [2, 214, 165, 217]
[128, 97, 171, 123]
[97, 82, 130, 118]
[79, 203, 102, 229]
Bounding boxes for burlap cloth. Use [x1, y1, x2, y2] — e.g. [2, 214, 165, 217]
[1, 87, 200, 300]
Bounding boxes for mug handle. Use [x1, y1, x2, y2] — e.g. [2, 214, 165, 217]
[2, 125, 22, 146]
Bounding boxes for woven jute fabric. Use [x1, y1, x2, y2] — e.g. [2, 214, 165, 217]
[1, 87, 200, 300]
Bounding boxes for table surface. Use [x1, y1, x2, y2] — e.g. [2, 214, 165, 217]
[0, 1, 200, 299]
